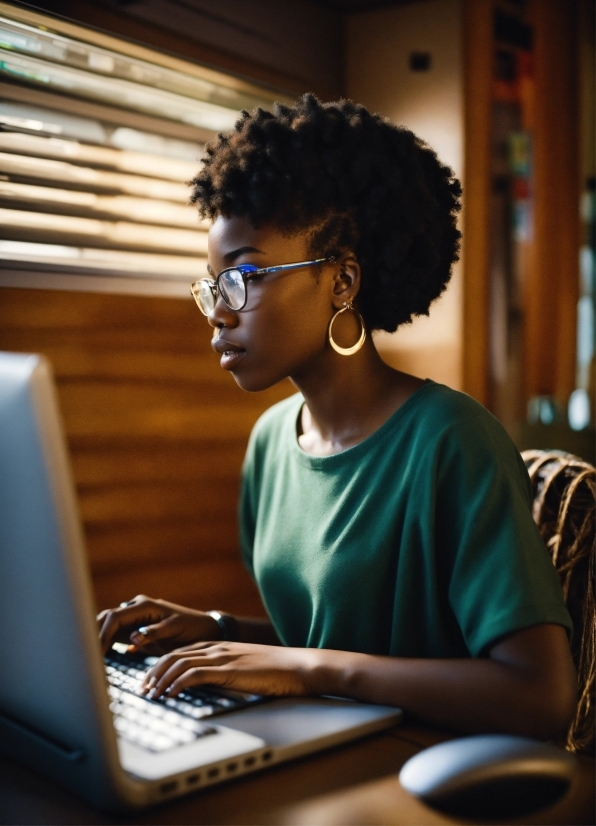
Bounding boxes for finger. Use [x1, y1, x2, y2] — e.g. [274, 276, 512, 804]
[142, 647, 221, 693]
[147, 657, 201, 698]
[98, 596, 160, 654]
[166, 667, 228, 698]
[128, 615, 182, 648]
[97, 596, 141, 621]
[142, 643, 228, 688]
[99, 609, 130, 654]
[96, 599, 136, 631]
[96, 607, 113, 631]
[149, 660, 225, 699]
[172, 640, 220, 654]
[142, 650, 188, 690]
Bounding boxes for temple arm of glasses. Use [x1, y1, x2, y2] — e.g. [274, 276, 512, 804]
[256, 257, 333, 275]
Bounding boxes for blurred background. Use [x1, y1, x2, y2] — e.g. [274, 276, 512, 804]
[0, 0, 593, 616]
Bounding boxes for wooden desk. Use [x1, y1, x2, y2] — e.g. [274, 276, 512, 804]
[0, 726, 593, 825]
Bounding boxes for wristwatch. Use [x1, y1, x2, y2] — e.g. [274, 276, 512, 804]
[205, 610, 240, 642]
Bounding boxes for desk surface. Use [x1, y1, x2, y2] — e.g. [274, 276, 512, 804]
[0, 726, 593, 826]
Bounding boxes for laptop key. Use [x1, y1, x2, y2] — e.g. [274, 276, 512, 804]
[146, 703, 165, 717]
[163, 710, 182, 725]
[177, 703, 196, 716]
[152, 734, 175, 751]
[178, 716, 204, 732]
[213, 697, 238, 708]
[190, 705, 216, 718]
[114, 717, 130, 733]
[174, 728, 195, 744]
[120, 693, 146, 710]
[121, 707, 142, 723]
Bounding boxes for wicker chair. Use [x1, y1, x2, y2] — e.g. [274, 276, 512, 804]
[522, 450, 595, 755]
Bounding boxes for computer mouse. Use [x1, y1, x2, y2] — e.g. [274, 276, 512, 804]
[399, 734, 578, 819]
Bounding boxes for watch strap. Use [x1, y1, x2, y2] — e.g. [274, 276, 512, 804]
[205, 610, 240, 642]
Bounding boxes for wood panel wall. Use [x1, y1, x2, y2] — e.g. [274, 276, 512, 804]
[462, 0, 493, 407]
[0, 287, 293, 615]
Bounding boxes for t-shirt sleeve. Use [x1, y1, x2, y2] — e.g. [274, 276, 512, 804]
[239, 434, 258, 578]
[239, 412, 273, 579]
[238, 396, 302, 581]
[435, 408, 572, 657]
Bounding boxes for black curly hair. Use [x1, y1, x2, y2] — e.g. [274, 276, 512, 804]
[190, 94, 462, 332]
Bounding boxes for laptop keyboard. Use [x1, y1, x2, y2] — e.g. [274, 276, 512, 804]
[108, 684, 218, 752]
[105, 649, 263, 754]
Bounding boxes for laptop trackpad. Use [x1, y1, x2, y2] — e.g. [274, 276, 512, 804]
[219, 697, 402, 749]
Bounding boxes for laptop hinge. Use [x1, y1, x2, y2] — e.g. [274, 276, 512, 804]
[0, 708, 86, 762]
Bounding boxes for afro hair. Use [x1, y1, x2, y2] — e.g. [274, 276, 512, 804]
[190, 94, 462, 332]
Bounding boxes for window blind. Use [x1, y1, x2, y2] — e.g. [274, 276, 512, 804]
[0, 3, 289, 295]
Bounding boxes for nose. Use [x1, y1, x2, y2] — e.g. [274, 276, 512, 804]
[207, 292, 239, 329]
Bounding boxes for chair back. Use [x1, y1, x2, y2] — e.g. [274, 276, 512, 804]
[522, 450, 595, 755]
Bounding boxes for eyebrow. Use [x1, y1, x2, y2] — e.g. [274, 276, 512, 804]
[223, 246, 265, 264]
[207, 246, 266, 277]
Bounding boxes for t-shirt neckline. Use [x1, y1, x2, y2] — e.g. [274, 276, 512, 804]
[292, 379, 437, 468]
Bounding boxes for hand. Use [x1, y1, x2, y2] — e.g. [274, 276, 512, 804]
[97, 595, 221, 655]
[141, 641, 326, 699]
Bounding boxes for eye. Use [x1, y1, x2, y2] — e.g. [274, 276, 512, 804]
[238, 265, 262, 281]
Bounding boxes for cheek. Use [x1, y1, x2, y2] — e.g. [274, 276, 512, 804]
[233, 286, 328, 388]
[250, 279, 328, 347]
[270, 287, 328, 354]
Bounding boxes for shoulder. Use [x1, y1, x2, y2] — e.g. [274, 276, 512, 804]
[415, 382, 531, 498]
[415, 382, 517, 450]
[414, 381, 498, 427]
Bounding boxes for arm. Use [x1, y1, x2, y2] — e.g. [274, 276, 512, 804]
[142, 623, 576, 741]
[323, 624, 577, 739]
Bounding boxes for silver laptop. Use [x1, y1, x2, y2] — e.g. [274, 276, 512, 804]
[0, 351, 402, 810]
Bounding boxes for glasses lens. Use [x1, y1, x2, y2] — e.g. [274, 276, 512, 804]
[192, 279, 215, 314]
[219, 269, 246, 310]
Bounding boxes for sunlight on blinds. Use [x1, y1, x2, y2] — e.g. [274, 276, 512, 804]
[0, 4, 289, 295]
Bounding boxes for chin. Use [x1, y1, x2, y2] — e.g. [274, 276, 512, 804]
[230, 368, 285, 394]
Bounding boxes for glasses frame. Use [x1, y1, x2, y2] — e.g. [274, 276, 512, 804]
[191, 256, 334, 314]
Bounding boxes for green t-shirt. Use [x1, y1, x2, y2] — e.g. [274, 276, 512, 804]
[240, 381, 571, 658]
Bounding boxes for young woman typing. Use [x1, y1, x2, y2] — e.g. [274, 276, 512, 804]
[98, 95, 576, 740]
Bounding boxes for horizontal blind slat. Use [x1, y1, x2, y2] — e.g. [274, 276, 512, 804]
[0, 208, 208, 254]
[0, 240, 206, 278]
[0, 151, 190, 200]
[0, 182, 204, 229]
[0, 132, 203, 181]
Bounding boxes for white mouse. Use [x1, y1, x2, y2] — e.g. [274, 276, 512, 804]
[399, 734, 578, 819]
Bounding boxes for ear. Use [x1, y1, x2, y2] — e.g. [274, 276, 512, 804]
[331, 253, 361, 308]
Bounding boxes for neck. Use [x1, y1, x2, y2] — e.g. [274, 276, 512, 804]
[291, 339, 422, 455]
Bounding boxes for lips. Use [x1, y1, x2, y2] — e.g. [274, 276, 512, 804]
[211, 337, 245, 356]
[211, 336, 246, 370]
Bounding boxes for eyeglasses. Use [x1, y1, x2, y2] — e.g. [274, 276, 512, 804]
[190, 257, 334, 315]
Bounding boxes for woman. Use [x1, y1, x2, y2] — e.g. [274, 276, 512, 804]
[99, 95, 575, 739]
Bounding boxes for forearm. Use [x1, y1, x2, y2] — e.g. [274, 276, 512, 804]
[237, 617, 281, 645]
[316, 655, 553, 736]
[308, 631, 576, 740]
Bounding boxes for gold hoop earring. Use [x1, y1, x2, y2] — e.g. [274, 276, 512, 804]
[328, 301, 366, 356]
